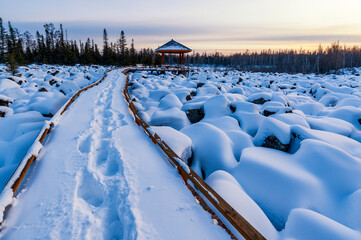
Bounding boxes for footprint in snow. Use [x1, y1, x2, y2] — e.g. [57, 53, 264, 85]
[78, 133, 92, 154]
[77, 169, 105, 207]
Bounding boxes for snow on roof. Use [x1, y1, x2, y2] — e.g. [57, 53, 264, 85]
[156, 39, 191, 52]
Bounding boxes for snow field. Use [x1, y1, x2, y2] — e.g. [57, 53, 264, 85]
[1, 70, 230, 240]
[128, 68, 361, 239]
[0, 64, 107, 193]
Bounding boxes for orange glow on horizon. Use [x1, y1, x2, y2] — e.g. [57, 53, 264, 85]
[136, 41, 361, 56]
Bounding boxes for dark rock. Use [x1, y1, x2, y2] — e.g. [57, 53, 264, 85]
[263, 110, 276, 117]
[196, 83, 205, 88]
[49, 79, 57, 86]
[251, 98, 269, 105]
[60, 90, 66, 95]
[190, 91, 197, 97]
[0, 99, 11, 107]
[42, 113, 53, 118]
[39, 87, 48, 92]
[186, 95, 192, 101]
[230, 105, 236, 113]
[0, 111, 5, 118]
[186, 108, 205, 123]
[8, 77, 16, 83]
[358, 119, 361, 125]
[51, 70, 60, 76]
[262, 135, 289, 152]
[237, 77, 243, 84]
[56, 84, 60, 87]
[85, 75, 91, 80]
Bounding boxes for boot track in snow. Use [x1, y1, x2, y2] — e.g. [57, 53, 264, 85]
[1, 69, 230, 240]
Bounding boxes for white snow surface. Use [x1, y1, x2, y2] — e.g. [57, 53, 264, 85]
[128, 68, 361, 239]
[0, 64, 106, 192]
[1, 70, 229, 240]
[3, 65, 361, 239]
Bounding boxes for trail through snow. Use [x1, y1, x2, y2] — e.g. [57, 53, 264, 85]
[1, 70, 229, 240]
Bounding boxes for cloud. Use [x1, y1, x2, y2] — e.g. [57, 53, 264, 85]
[9, 20, 361, 53]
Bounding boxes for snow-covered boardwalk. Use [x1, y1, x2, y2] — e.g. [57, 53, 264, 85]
[1, 70, 229, 239]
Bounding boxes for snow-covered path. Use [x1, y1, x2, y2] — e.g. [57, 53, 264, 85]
[1, 70, 229, 240]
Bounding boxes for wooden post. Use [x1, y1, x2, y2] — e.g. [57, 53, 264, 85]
[181, 53, 184, 64]
[179, 53, 182, 64]
[162, 53, 165, 64]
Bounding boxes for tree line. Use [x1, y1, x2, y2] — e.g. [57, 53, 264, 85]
[185, 43, 361, 74]
[0, 18, 162, 71]
[1, 18, 361, 74]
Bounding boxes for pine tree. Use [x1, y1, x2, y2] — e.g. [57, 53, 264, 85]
[7, 21, 17, 55]
[44, 23, 56, 63]
[102, 28, 110, 65]
[5, 53, 18, 76]
[84, 38, 93, 65]
[130, 39, 136, 65]
[35, 31, 46, 63]
[15, 38, 25, 65]
[23, 31, 34, 64]
[119, 30, 127, 65]
[0, 18, 6, 63]
[94, 44, 101, 63]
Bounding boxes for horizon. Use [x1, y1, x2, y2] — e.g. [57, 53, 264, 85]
[1, 0, 361, 54]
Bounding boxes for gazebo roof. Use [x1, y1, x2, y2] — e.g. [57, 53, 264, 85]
[156, 39, 192, 53]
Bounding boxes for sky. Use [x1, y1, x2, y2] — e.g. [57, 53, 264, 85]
[1, 0, 361, 54]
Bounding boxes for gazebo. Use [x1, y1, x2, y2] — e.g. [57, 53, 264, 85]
[156, 39, 192, 64]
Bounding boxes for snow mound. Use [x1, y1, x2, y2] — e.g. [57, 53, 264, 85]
[151, 126, 192, 163]
[181, 122, 237, 178]
[206, 170, 278, 240]
[150, 107, 190, 130]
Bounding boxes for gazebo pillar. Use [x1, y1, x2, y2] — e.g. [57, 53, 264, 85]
[181, 53, 184, 64]
[161, 53, 165, 64]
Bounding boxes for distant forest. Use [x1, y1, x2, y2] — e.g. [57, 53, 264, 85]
[1, 18, 361, 74]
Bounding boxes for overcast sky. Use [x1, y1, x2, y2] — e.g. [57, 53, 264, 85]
[1, 0, 361, 54]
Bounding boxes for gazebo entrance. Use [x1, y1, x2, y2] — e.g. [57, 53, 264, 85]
[155, 39, 192, 65]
